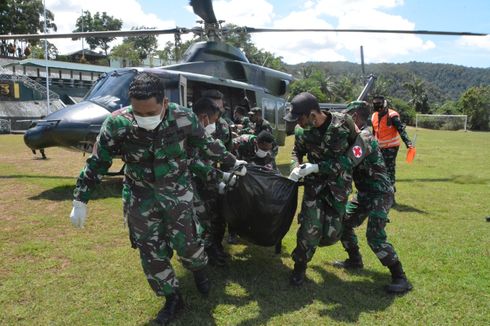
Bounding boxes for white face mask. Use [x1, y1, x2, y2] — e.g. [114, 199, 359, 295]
[204, 122, 216, 136]
[134, 109, 163, 130]
[255, 148, 270, 158]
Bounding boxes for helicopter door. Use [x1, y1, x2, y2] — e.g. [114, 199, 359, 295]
[179, 75, 187, 107]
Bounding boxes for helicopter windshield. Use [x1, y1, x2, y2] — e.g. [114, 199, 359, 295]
[84, 69, 137, 112]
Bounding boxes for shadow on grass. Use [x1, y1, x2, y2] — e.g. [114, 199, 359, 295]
[392, 202, 428, 214]
[166, 243, 396, 326]
[28, 177, 123, 201]
[397, 175, 489, 184]
[0, 174, 75, 180]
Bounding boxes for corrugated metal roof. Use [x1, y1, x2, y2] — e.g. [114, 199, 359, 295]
[3, 59, 113, 73]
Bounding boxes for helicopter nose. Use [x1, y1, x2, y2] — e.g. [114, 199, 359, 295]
[23, 122, 58, 150]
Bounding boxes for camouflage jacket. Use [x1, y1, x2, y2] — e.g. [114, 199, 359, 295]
[213, 117, 233, 151]
[74, 103, 236, 203]
[291, 111, 357, 205]
[253, 118, 273, 136]
[238, 116, 252, 134]
[353, 127, 394, 194]
[233, 134, 278, 170]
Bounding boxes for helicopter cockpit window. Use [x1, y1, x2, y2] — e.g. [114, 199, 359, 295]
[84, 70, 137, 112]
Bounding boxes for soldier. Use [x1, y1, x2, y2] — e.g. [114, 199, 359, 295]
[201, 89, 233, 151]
[371, 95, 413, 195]
[334, 101, 413, 294]
[285, 92, 357, 286]
[248, 107, 273, 135]
[201, 90, 240, 247]
[232, 130, 279, 172]
[69, 72, 245, 325]
[233, 106, 252, 135]
[190, 97, 245, 266]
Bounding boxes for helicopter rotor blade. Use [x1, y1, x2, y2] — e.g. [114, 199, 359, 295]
[0, 28, 187, 41]
[190, 0, 218, 24]
[242, 27, 488, 37]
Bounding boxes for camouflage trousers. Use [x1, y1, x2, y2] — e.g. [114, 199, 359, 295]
[340, 192, 399, 266]
[292, 185, 345, 264]
[380, 146, 399, 191]
[193, 179, 225, 248]
[123, 183, 207, 297]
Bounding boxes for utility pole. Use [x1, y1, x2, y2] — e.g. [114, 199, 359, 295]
[43, 0, 50, 115]
[81, 9, 85, 60]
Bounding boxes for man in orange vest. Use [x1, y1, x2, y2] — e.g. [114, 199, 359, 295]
[371, 96, 413, 196]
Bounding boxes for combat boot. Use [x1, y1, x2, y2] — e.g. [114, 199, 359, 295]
[333, 250, 364, 269]
[153, 291, 184, 326]
[216, 242, 231, 259]
[289, 262, 307, 286]
[193, 268, 211, 296]
[205, 245, 226, 266]
[386, 261, 413, 294]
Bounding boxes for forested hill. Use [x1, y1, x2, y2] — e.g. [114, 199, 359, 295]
[285, 61, 490, 103]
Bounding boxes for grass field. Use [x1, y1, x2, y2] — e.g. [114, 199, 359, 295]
[1, 127, 489, 325]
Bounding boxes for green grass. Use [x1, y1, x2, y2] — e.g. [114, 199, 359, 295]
[1, 128, 489, 325]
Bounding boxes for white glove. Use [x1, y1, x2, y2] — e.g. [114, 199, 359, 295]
[218, 182, 226, 195]
[288, 167, 301, 182]
[222, 172, 237, 186]
[233, 160, 247, 176]
[234, 159, 247, 167]
[70, 200, 88, 228]
[298, 163, 319, 177]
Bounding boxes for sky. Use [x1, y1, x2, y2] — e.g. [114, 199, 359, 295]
[42, 0, 490, 68]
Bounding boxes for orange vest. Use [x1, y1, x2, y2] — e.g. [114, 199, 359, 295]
[371, 109, 400, 148]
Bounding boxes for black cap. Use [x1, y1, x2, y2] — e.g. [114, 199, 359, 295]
[283, 92, 319, 122]
[248, 107, 262, 115]
[257, 130, 275, 143]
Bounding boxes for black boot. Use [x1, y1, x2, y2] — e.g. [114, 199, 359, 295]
[205, 245, 226, 267]
[386, 261, 413, 294]
[333, 250, 364, 269]
[153, 291, 184, 325]
[216, 242, 230, 259]
[289, 262, 307, 286]
[227, 232, 239, 244]
[193, 268, 210, 296]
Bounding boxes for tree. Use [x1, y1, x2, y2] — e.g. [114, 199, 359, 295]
[156, 39, 194, 63]
[223, 24, 285, 70]
[73, 11, 122, 56]
[29, 40, 58, 60]
[0, 0, 57, 55]
[403, 75, 430, 113]
[110, 42, 140, 67]
[124, 26, 158, 61]
[459, 86, 490, 131]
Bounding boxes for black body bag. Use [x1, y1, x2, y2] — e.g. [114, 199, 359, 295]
[222, 165, 298, 246]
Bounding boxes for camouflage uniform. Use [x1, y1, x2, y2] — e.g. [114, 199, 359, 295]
[233, 134, 278, 171]
[73, 103, 235, 296]
[252, 118, 273, 136]
[341, 127, 399, 266]
[291, 112, 356, 264]
[238, 116, 252, 135]
[191, 116, 232, 249]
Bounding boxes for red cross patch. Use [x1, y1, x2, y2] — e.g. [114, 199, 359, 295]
[352, 145, 363, 158]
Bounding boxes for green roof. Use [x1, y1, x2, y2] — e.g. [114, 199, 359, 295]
[4, 59, 113, 73]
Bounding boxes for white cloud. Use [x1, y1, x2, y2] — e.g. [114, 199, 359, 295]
[231, 0, 437, 64]
[45, 0, 176, 54]
[457, 35, 490, 51]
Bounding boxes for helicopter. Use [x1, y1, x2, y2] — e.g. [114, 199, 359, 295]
[1, 0, 487, 155]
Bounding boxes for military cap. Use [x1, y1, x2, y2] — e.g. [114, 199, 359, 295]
[283, 92, 319, 122]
